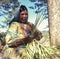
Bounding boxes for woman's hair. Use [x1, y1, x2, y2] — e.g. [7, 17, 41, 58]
[9, 5, 28, 25]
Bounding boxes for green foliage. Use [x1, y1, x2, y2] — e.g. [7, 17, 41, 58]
[22, 40, 60, 59]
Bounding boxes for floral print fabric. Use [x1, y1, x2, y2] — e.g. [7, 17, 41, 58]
[4, 22, 43, 59]
[4, 22, 32, 59]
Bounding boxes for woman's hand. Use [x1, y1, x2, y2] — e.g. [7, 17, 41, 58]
[9, 36, 34, 47]
[33, 31, 43, 41]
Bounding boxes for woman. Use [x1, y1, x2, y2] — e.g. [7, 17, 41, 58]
[4, 5, 43, 59]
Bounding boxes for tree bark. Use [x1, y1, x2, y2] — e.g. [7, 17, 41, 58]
[47, 0, 60, 46]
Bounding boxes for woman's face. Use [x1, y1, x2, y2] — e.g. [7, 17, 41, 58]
[20, 10, 28, 23]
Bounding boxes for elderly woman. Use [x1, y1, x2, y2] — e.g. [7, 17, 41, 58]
[4, 5, 43, 59]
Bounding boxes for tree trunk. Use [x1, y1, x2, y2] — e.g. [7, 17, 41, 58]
[47, 0, 60, 46]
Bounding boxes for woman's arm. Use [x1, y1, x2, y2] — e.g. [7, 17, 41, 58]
[11, 30, 43, 47]
[11, 36, 35, 47]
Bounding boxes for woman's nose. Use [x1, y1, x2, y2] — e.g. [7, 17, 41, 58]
[23, 15, 25, 17]
[23, 14, 26, 17]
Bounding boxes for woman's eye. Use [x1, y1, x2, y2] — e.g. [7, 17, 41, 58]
[25, 14, 28, 15]
[21, 14, 24, 15]
[21, 13, 28, 15]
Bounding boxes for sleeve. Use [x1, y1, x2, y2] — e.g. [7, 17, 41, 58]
[5, 22, 18, 46]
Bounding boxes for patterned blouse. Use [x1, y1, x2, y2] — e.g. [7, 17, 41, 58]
[5, 22, 32, 46]
[4, 22, 34, 59]
[4, 22, 43, 59]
